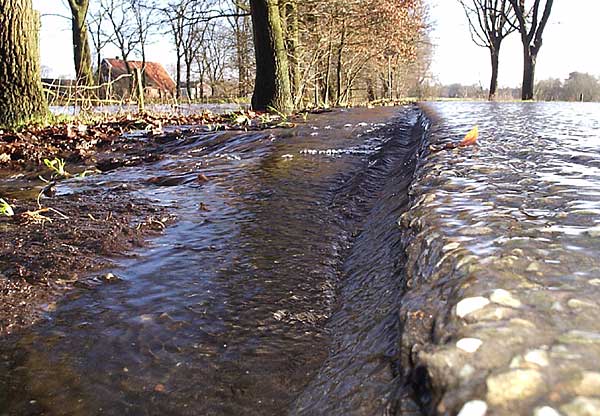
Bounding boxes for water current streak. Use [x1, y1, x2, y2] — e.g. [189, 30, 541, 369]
[0, 107, 422, 416]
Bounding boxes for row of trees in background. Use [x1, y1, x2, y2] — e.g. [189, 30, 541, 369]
[535, 72, 600, 102]
[0, 0, 430, 125]
[72, 0, 253, 100]
[63, 0, 429, 108]
[252, 0, 429, 111]
[458, 0, 554, 100]
[422, 72, 600, 102]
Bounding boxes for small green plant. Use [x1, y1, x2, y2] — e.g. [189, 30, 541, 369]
[231, 111, 252, 126]
[43, 157, 70, 178]
[75, 168, 101, 179]
[0, 198, 14, 217]
[267, 106, 289, 122]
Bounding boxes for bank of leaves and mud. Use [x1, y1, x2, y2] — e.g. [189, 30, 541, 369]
[0, 110, 293, 335]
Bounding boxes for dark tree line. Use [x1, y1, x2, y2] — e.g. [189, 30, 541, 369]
[0, 0, 428, 126]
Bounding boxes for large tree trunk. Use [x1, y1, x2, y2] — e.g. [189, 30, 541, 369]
[250, 0, 293, 114]
[0, 0, 48, 128]
[488, 47, 499, 100]
[522, 49, 536, 100]
[281, 0, 300, 104]
[68, 0, 94, 86]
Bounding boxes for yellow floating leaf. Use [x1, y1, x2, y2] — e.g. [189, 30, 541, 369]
[459, 125, 478, 147]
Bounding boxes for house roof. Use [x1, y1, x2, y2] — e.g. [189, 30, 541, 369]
[103, 58, 176, 92]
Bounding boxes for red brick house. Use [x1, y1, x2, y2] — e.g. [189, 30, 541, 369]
[100, 58, 176, 99]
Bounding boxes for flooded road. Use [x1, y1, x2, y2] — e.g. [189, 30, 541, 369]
[399, 102, 600, 416]
[0, 107, 422, 415]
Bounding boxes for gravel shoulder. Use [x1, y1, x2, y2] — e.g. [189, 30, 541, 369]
[397, 105, 600, 416]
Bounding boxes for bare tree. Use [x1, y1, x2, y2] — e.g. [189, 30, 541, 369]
[227, 0, 254, 98]
[458, 0, 516, 100]
[508, 0, 554, 100]
[128, 0, 159, 87]
[88, 4, 114, 83]
[102, 0, 141, 77]
[67, 0, 94, 85]
[161, 0, 195, 100]
[203, 21, 231, 97]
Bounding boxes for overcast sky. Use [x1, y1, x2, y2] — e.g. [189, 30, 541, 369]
[33, 0, 600, 87]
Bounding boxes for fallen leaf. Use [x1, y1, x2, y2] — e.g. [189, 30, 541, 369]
[459, 125, 478, 147]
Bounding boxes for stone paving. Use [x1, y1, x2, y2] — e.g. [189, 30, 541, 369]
[397, 102, 600, 416]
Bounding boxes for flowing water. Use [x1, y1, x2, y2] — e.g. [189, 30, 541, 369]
[418, 101, 600, 268]
[5, 101, 600, 416]
[0, 107, 422, 415]
[397, 101, 600, 415]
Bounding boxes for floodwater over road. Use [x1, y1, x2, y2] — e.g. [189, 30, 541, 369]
[399, 102, 600, 415]
[0, 107, 422, 415]
[4, 101, 600, 416]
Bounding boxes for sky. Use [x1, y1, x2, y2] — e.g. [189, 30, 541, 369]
[33, 0, 600, 88]
[429, 0, 600, 87]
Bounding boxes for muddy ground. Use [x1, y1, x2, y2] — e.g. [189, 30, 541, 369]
[0, 190, 171, 335]
[0, 112, 265, 336]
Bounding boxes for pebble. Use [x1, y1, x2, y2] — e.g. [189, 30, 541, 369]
[456, 255, 478, 269]
[534, 406, 562, 416]
[461, 227, 494, 236]
[457, 400, 488, 416]
[490, 289, 521, 308]
[567, 299, 596, 309]
[527, 262, 541, 272]
[443, 242, 460, 252]
[584, 226, 600, 237]
[510, 318, 536, 328]
[456, 297, 490, 318]
[456, 338, 483, 353]
[486, 369, 544, 405]
[561, 397, 600, 416]
[472, 306, 516, 321]
[524, 349, 550, 367]
[574, 372, 600, 396]
[588, 279, 600, 286]
[459, 364, 475, 378]
[273, 310, 287, 321]
[101, 272, 120, 282]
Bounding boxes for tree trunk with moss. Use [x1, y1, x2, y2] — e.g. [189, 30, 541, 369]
[68, 0, 94, 86]
[250, 0, 293, 114]
[280, 0, 300, 105]
[0, 0, 48, 128]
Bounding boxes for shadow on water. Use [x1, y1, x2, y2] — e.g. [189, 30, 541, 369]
[0, 107, 424, 415]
